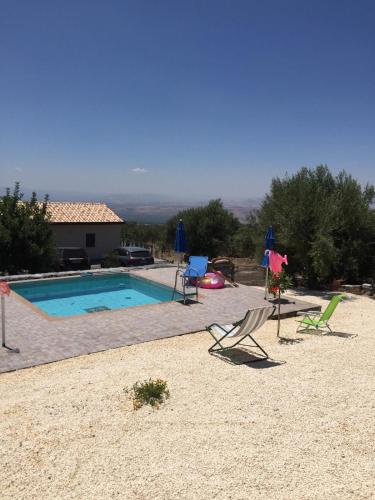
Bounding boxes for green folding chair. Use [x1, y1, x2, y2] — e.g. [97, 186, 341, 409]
[296, 294, 345, 334]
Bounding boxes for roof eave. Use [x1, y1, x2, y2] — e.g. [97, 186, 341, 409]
[50, 221, 124, 225]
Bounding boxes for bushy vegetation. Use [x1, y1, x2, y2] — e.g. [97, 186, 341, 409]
[102, 252, 121, 268]
[2, 167, 373, 287]
[258, 166, 375, 286]
[125, 378, 170, 410]
[123, 200, 257, 259]
[268, 271, 293, 297]
[121, 221, 166, 248]
[166, 199, 245, 258]
[0, 183, 56, 274]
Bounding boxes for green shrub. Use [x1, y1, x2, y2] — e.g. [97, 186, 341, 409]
[258, 166, 375, 286]
[125, 378, 170, 410]
[268, 270, 293, 297]
[166, 199, 241, 258]
[0, 182, 56, 274]
[102, 252, 121, 268]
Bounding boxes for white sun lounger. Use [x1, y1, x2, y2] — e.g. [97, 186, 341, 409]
[206, 305, 275, 362]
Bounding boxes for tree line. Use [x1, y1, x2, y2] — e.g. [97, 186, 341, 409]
[1, 166, 374, 286]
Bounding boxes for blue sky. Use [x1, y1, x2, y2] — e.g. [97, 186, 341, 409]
[1, 0, 374, 200]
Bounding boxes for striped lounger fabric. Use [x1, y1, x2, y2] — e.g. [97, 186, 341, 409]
[206, 305, 275, 363]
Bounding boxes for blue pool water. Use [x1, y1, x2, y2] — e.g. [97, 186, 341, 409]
[11, 273, 182, 318]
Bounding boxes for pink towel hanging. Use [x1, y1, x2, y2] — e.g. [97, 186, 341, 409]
[269, 251, 288, 273]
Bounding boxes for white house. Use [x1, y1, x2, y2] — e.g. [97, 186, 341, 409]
[46, 202, 124, 260]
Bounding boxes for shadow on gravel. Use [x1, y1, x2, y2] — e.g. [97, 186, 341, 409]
[299, 330, 357, 339]
[278, 337, 304, 345]
[210, 348, 286, 368]
[290, 289, 360, 302]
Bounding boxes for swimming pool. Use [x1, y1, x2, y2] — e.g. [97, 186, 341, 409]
[10, 273, 182, 318]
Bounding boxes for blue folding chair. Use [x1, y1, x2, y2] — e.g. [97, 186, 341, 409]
[177, 256, 208, 303]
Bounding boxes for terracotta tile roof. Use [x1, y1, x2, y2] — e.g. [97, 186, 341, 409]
[45, 202, 123, 224]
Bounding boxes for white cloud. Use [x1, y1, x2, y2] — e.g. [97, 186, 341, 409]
[131, 167, 149, 174]
[15, 167, 23, 172]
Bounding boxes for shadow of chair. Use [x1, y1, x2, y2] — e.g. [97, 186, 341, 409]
[278, 337, 304, 345]
[209, 347, 286, 368]
[299, 329, 357, 339]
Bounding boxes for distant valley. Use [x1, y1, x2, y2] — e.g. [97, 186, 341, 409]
[0, 186, 262, 224]
[107, 200, 261, 224]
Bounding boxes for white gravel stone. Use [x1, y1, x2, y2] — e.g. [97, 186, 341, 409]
[0, 291, 374, 499]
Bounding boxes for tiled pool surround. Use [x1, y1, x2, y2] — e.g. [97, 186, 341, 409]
[0, 267, 320, 373]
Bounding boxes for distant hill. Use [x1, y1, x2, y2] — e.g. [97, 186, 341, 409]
[0, 186, 262, 223]
[108, 199, 261, 224]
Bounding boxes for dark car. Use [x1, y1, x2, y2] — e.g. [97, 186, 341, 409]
[57, 247, 90, 270]
[112, 246, 154, 266]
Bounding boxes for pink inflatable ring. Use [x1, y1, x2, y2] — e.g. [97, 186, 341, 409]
[199, 272, 225, 289]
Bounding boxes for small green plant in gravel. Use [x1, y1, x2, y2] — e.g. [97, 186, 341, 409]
[125, 378, 170, 410]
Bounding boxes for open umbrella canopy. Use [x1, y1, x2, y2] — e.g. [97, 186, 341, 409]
[175, 219, 187, 254]
[172, 220, 188, 299]
[261, 226, 275, 268]
[264, 226, 275, 250]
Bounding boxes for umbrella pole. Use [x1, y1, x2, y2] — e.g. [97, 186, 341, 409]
[177, 252, 182, 271]
[172, 252, 182, 300]
[1, 295, 20, 353]
[1, 295, 5, 348]
[264, 267, 269, 299]
[277, 288, 281, 337]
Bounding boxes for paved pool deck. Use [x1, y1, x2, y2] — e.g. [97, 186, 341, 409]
[0, 267, 320, 373]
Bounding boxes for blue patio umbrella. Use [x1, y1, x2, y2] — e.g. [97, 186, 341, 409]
[262, 226, 288, 336]
[261, 226, 275, 267]
[262, 226, 275, 298]
[172, 220, 188, 299]
[265, 226, 275, 250]
[175, 219, 187, 256]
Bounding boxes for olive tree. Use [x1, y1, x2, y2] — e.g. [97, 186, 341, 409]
[166, 199, 241, 258]
[258, 166, 375, 286]
[0, 183, 56, 274]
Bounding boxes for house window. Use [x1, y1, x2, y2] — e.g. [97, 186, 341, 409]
[86, 233, 96, 248]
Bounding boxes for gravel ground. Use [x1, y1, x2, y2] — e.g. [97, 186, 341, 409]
[1, 291, 374, 500]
